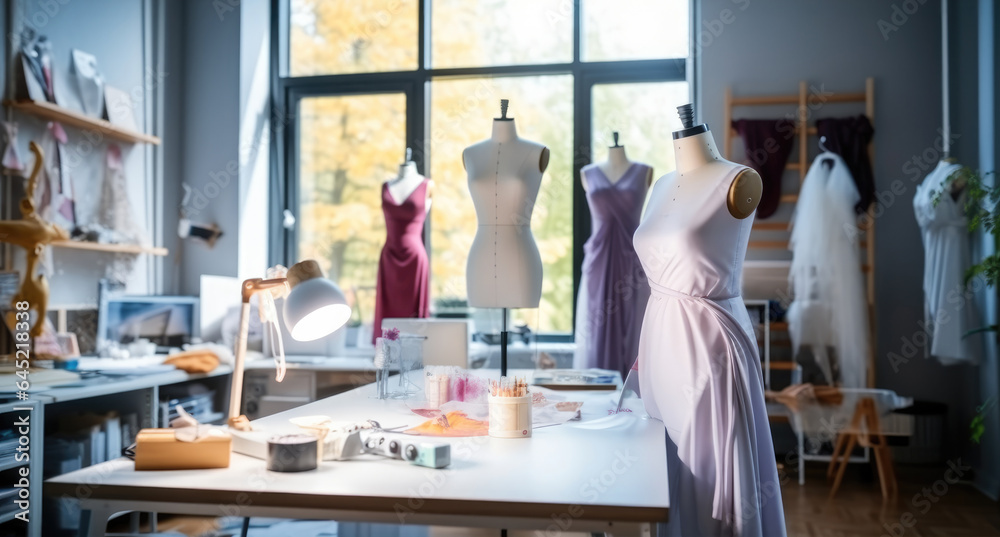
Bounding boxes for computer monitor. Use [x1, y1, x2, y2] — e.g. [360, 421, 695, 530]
[98, 292, 199, 351]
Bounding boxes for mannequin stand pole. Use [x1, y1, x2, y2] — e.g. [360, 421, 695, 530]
[501, 307, 508, 377]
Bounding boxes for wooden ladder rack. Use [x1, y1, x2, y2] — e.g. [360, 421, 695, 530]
[724, 78, 877, 388]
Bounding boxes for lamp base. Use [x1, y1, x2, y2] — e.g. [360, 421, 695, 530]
[228, 415, 253, 431]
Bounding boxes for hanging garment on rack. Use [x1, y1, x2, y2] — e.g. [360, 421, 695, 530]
[35, 121, 76, 230]
[373, 178, 431, 343]
[731, 119, 796, 219]
[98, 144, 148, 282]
[913, 160, 978, 365]
[634, 165, 786, 537]
[788, 152, 869, 388]
[816, 115, 875, 214]
[572, 163, 650, 379]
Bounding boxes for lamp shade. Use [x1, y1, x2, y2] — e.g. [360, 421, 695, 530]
[283, 274, 351, 342]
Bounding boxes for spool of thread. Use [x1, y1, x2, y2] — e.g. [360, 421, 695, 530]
[488, 394, 532, 438]
[267, 434, 318, 472]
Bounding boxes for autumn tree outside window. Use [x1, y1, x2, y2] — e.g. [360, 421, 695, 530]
[275, 0, 691, 337]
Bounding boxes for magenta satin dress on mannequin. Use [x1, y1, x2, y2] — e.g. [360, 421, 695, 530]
[573, 163, 650, 380]
[634, 166, 786, 537]
[372, 179, 430, 342]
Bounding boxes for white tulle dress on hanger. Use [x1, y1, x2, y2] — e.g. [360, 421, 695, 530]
[787, 152, 869, 388]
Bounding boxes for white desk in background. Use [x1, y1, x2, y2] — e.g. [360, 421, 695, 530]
[241, 354, 379, 419]
[46, 369, 669, 536]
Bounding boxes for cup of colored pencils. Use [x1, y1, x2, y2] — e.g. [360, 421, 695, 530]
[488, 376, 532, 438]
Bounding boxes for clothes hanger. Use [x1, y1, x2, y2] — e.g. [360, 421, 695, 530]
[819, 136, 834, 171]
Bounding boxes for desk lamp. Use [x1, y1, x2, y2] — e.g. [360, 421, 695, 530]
[227, 260, 351, 426]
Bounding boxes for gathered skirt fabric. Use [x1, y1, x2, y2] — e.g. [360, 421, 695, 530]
[638, 284, 786, 537]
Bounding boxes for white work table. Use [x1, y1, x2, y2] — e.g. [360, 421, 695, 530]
[46, 370, 668, 536]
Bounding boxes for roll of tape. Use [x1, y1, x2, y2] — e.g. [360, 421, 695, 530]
[267, 434, 318, 472]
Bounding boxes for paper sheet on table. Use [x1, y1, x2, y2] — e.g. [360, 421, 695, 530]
[405, 389, 582, 436]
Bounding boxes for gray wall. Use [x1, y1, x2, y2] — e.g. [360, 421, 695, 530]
[946, 0, 999, 498]
[1, 0, 270, 303]
[160, 0, 186, 294]
[699, 0, 981, 459]
[972, 0, 1000, 498]
[5, 0, 159, 306]
[175, 0, 242, 295]
[172, 0, 269, 296]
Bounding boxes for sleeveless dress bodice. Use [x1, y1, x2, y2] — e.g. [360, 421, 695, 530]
[633, 169, 750, 301]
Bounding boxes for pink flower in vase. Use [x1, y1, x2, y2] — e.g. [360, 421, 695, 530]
[382, 327, 400, 341]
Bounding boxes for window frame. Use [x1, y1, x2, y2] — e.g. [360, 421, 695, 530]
[270, 0, 692, 338]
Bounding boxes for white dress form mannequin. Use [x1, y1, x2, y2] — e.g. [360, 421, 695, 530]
[385, 148, 433, 209]
[583, 132, 654, 190]
[464, 100, 549, 377]
[645, 122, 761, 219]
[463, 100, 549, 309]
[633, 105, 783, 537]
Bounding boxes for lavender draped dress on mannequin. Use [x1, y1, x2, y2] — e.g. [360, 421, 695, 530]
[573, 163, 650, 379]
[634, 165, 785, 537]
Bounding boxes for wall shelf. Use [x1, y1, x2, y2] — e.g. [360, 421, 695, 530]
[3, 99, 161, 145]
[50, 240, 168, 256]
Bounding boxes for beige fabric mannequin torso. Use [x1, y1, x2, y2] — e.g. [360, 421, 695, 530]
[463, 118, 549, 308]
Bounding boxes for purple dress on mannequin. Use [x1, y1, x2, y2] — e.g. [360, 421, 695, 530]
[573, 163, 651, 380]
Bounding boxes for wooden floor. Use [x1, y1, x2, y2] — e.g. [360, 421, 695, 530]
[782, 465, 1000, 537]
[125, 464, 1000, 537]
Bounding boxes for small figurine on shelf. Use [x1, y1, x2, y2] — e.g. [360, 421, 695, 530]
[0, 142, 69, 338]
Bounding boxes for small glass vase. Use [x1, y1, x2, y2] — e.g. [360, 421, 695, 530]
[390, 335, 425, 399]
[373, 336, 399, 400]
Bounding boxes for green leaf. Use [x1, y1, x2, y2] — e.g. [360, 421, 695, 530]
[963, 324, 999, 338]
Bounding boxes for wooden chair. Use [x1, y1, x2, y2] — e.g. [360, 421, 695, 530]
[827, 396, 898, 500]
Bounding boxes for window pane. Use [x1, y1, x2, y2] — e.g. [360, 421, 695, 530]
[297, 94, 407, 331]
[430, 76, 574, 333]
[592, 82, 690, 183]
[289, 0, 418, 76]
[431, 0, 573, 68]
[583, 0, 689, 62]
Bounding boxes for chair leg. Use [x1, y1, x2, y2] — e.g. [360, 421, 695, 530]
[882, 446, 898, 497]
[829, 433, 857, 500]
[798, 431, 805, 486]
[827, 432, 847, 478]
[873, 444, 891, 500]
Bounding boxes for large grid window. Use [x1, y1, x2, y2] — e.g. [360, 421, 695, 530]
[276, 0, 691, 336]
